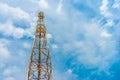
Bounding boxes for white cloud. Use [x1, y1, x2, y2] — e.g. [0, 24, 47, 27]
[0, 2, 35, 39]
[23, 42, 31, 49]
[0, 39, 10, 68]
[3, 66, 20, 76]
[0, 2, 49, 39]
[0, 2, 36, 39]
[0, 2, 30, 21]
[76, 37, 117, 70]
[99, 0, 115, 29]
[105, 19, 114, 26]
[0, 21, 25, 39]
[38, 0, 49, 9]
[47, 33, 52, 39]
[61, 21, 117, 71]
[4, 77, 15, 80]
[0, 20, 36, 39]
[0, 39, 10, 59]
[56, 0, 63, 14]
[3, 69, 13, 76]
[101, 31, 112, 38]
[0, 47, 10, 58]
[67, 69, 72, 74]
[24, 18, 37, 38]
[99, 0, 112, 17]
[52, 44, 58, 49]
[54, 69, 78, 80]
[112, 0, 120, 8]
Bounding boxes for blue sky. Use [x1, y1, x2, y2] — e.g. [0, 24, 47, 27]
[0, 0, 120, 80]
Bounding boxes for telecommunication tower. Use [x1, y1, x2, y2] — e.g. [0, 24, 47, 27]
[28, 12, 52, 80]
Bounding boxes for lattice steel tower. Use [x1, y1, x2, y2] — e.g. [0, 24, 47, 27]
[28, 12, 52, 80]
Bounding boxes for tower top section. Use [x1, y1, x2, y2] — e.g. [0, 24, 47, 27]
[38, 12, 44, 19]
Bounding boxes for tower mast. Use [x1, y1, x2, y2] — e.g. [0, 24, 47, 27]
[28, 12, 52, 80]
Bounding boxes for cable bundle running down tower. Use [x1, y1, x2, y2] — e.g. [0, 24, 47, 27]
[28, 12, 52, 80]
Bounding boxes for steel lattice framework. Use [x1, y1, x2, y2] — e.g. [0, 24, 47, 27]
[28, 12, 52, 80]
